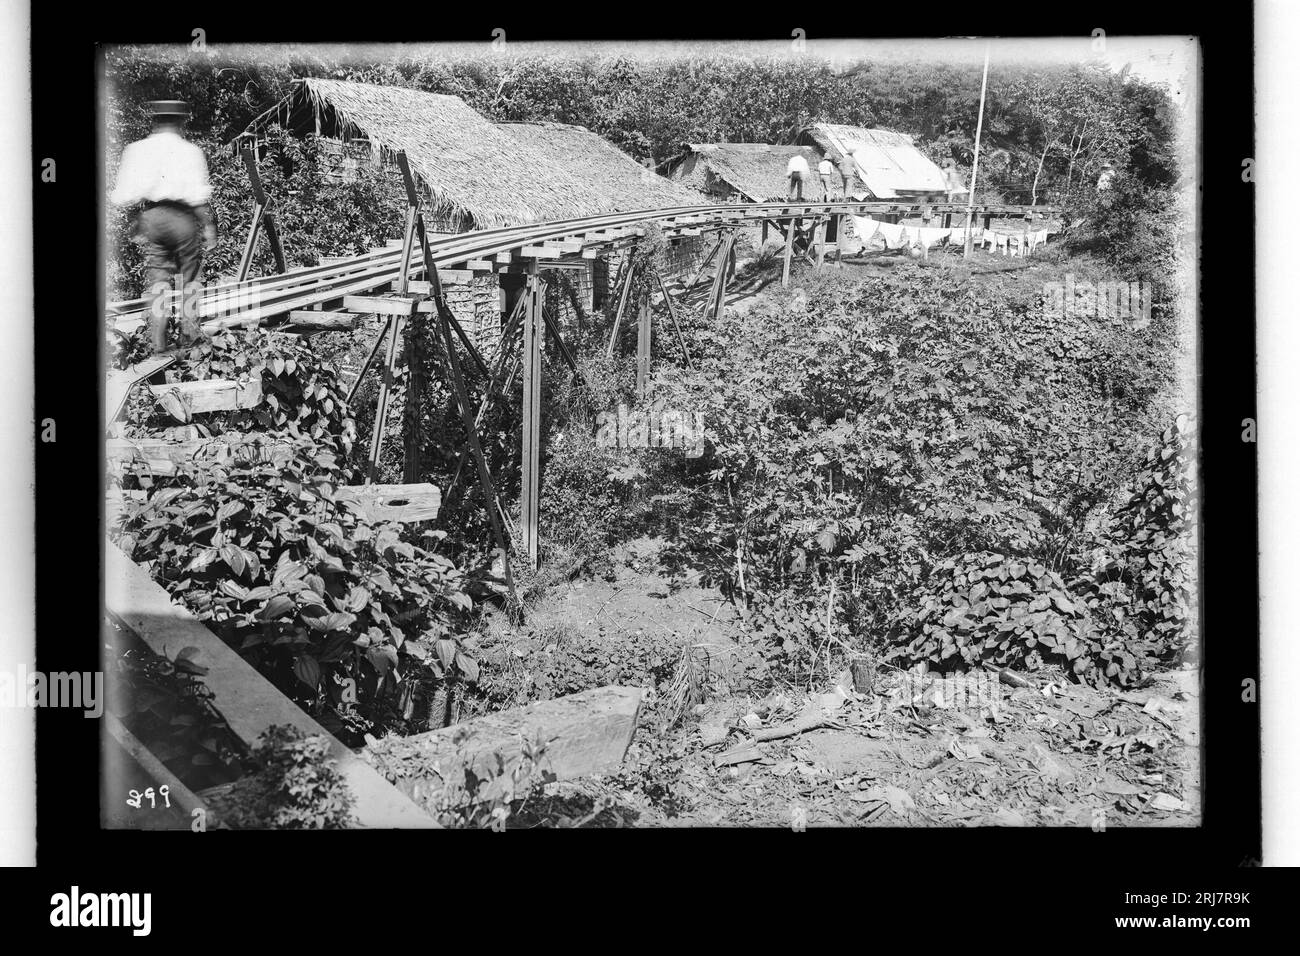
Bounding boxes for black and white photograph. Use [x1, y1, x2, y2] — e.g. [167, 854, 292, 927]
[95, 34, 1206, 832]
[0, 2, 1289, 935]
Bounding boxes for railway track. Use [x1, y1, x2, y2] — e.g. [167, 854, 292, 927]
[107, 200, 1055, 335]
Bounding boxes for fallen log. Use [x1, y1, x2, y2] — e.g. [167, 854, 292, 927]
[364, 685, 642, 810]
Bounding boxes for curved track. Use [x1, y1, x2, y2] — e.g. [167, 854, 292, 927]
[107, 199, 1054, 334]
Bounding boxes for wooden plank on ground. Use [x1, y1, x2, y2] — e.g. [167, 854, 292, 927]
[364, 685, 642, 809]
[149, 378, 263, 420]
[283, 310, 362, 332]
[336, 483, 441, 523]
[104, 543, 436, 829]
[106, 355, 178, 430]
[106, 433, 294, 475]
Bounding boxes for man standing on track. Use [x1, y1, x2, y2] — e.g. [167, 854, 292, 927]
[838, 149, 858, 198]
[787, 152, 810, 201]
[818, 156, 835, 199]
[111, 100, 217, 354]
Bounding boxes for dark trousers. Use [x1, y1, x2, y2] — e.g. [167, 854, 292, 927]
[137, 203, 204, 352]
[788, 172, 804, 201]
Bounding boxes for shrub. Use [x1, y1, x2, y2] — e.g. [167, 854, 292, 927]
[884, 552, 1100, 682]
[111, 432, 478, 740]
[216, 725, 354, 829]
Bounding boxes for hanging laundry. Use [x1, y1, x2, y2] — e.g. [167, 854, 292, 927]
[851, 215, 880, 242]
[874, 220, 907, 250]
[915, 226, 951, 249]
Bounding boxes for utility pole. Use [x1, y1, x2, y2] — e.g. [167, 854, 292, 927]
[963, 43, 991, 259]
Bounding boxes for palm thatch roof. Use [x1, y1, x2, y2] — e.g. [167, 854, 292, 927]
[498, 121, 701, 212]
[666, 143, 820, 203]
[240, 79, 700, 229]
[799, 124, 949, 199]
[239, 79, 574, 228]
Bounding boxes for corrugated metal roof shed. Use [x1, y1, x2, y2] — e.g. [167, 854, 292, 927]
[803, 124, 950, 199]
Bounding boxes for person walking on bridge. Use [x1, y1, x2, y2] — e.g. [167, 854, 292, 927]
[818, 157, 835, 199]
[111, 100, 217, 354]
[786, 153, 810, 201]
[838, 150, 858, 198]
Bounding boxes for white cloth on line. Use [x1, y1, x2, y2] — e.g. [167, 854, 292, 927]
[914, 226, 951, 249]
[875, 220, 907, 250]
[852, 215, 881, 241]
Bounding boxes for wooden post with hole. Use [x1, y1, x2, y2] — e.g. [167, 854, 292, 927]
[814, 217, 827, 269]
[520, 269, 544, 570]
[836, 213, 846, 268]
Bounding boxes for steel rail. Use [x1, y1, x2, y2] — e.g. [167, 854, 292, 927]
[109, 200, 1055, 333]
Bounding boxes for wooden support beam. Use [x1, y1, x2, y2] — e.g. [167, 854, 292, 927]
[520, 273, 543, 570]
[337, 483, 441, 523]
[541, 307, 583, 382]
[236, 149, 286, 278]
[605, 257, 636, 359]
[396, 151, 515, 602]
[636, 288, 651, 402]
[836, 213, 847, 268]
[363, 685, 642, 809]
[365, 309, 406, 485]
[262, 212, 287, 275]
[236, 201, 268, 283]
[683, 235, 723, 293]
[712, 233, 735, 322]
[781, 217, 797, 288]
[345, 317, 394, 406]
[105, 543, 436, 829]
[150, 378, 263, 421]
[814, 217, 827, 269]
[653, 271, 694, 371]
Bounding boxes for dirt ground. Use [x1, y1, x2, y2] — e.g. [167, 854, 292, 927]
[486, 542, 1201, 829]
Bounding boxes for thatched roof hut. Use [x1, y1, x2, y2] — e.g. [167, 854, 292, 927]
[798, 124, 952, 199]
[665, 143, 820, 202]
[498, 121, 702, 212]
[239, 79, 700, 230]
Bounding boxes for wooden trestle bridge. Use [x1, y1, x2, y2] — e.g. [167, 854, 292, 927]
[107, 149, 1055, 601]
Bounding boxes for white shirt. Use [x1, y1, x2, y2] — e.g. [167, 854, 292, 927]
[787, 155, 810, 176]
[818, 159, 834, 176]
[110, 130, 212, 207]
